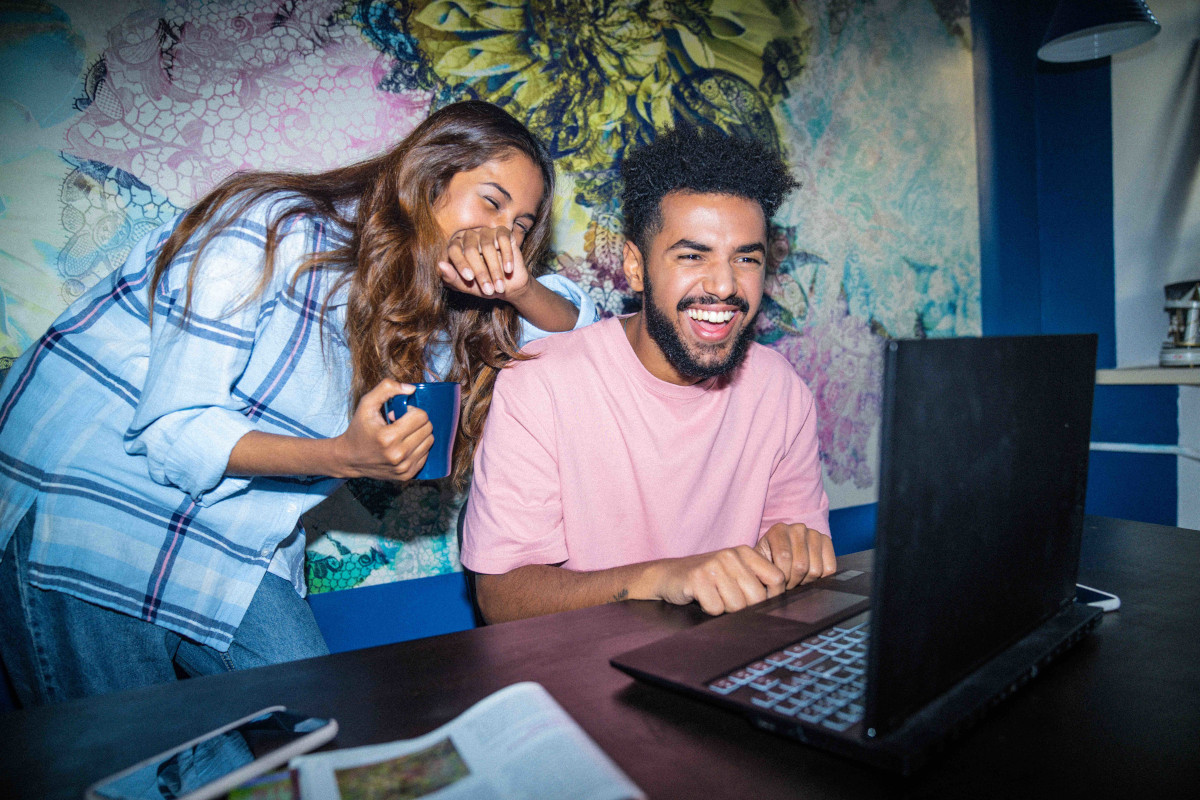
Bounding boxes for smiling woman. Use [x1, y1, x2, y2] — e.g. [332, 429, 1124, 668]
[0, 101, 598, 706]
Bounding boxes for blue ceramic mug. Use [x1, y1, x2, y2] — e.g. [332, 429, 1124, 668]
[383, 382, 462, 480]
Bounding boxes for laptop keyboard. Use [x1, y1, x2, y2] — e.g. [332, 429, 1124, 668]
[706, 611, 870, 733]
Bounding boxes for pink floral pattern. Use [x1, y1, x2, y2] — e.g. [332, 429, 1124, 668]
[764, 297, 884, 489]
[65, 0, 431, 204]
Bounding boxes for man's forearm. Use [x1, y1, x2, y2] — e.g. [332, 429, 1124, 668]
[474, 561, 665, 624]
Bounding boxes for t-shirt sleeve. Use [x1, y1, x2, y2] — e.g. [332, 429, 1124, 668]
[760, 377, 831, 538]
[460, 358, 569, 573]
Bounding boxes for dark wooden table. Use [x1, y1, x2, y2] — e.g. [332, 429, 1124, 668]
[2, 516, 1197, 799]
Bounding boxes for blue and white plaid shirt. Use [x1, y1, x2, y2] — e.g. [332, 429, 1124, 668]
[0, 197, 597, 650]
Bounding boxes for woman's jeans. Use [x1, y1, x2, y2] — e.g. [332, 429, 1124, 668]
[0, 506, 328, 707]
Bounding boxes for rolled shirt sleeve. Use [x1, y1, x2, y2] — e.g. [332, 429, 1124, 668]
[123, 211, 296, 502]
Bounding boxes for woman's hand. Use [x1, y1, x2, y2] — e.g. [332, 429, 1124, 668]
[332, 379, 434, 481]
[438, 225, 579, 332]
[438, 225, 531, 299]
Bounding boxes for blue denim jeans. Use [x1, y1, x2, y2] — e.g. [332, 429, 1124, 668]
[0, 506, 328, 707]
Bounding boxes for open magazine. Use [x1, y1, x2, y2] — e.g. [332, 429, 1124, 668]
[287, 682, 645, 800]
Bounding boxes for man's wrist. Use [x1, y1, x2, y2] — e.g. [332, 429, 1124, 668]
[626, 559, 667, 602]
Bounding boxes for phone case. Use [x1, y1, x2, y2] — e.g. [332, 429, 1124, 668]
[84, 706, 338, 800]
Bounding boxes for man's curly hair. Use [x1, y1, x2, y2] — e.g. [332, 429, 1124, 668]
[620, 124, 799, 253]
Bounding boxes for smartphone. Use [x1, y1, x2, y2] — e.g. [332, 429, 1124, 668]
[84, 706, 337, 800]
[1075, 583, 1120, 612]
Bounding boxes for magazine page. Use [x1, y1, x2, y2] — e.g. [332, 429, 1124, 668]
[290, 682, 644, 800]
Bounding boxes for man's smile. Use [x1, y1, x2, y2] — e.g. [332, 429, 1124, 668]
[683, 306, 740, 343]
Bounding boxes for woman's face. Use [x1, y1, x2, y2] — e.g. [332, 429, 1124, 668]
[433, 152, 546, 250]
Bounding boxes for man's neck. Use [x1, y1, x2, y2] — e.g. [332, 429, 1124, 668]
[620, 313, 700, 387]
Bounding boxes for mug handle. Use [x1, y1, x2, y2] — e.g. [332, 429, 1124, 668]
[383, 394, 409, 423]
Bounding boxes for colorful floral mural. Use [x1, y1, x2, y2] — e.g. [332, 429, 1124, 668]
[0, 0, 979, 590]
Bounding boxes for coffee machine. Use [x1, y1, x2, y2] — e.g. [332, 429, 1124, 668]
[1161, 279, 1200, 367]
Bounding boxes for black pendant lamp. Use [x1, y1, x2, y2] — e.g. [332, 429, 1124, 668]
[1038, 0, 1161, 63]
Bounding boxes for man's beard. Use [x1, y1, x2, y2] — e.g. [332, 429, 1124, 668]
[641, 268, 755, 381]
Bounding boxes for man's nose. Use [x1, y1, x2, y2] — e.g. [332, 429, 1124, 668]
[702, 259, 737, 300]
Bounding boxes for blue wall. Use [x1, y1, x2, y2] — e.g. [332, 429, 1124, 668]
[973, 0, 1177, 526]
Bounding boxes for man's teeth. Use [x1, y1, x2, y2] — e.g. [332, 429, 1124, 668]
[686, 308, 735, 323]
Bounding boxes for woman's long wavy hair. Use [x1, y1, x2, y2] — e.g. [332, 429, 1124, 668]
[149, 101, 556, 487]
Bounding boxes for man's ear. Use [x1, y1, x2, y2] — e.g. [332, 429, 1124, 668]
[622, 240, 644, 293]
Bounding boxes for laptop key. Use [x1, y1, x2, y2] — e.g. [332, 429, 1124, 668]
[708, 678, 739, 695]
[820, 717, 855, 732]
[809, 700, 838, 717]
[779, 673, 815, 689]
[824, 665, 861, 683]
[766, 685, 795, 700]
[765, 650, 795, 666]
[773, 700, 804, 717]
[749, 692, 780, 709]
[787, 651, 829, 670]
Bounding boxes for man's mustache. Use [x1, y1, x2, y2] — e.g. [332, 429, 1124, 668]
[676, 295, 750, 313]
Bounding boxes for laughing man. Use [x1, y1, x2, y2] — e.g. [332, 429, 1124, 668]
[460, 125, 834, 623]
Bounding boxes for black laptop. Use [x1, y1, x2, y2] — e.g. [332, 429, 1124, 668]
[611, 334, 1103, 774]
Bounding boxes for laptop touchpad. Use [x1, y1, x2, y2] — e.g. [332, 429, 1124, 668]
[766, 589, 868, 624]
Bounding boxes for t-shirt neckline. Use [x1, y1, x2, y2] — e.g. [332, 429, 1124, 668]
[606, 315, 718, 400]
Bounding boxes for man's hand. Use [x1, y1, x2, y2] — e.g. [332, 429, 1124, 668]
[755, 523, 837, 590]
[648, 546, 788, 616]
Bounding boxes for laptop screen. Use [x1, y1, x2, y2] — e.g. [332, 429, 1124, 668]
[863, 334, 1097, 735]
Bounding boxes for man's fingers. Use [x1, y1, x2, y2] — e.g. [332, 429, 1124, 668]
[743, 549, 787, 600]
[820, 533, 837, 577]
[797, 530, 837, 584]
[691, 580, 726, 616]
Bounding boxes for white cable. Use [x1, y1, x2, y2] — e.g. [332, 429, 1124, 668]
[1089, 442, 1200, 462]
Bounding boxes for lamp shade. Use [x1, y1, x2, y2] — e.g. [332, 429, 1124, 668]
[1038, 0, 1161, 63]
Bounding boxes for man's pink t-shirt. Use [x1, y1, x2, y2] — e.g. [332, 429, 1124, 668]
[460, 316, 830, 574]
